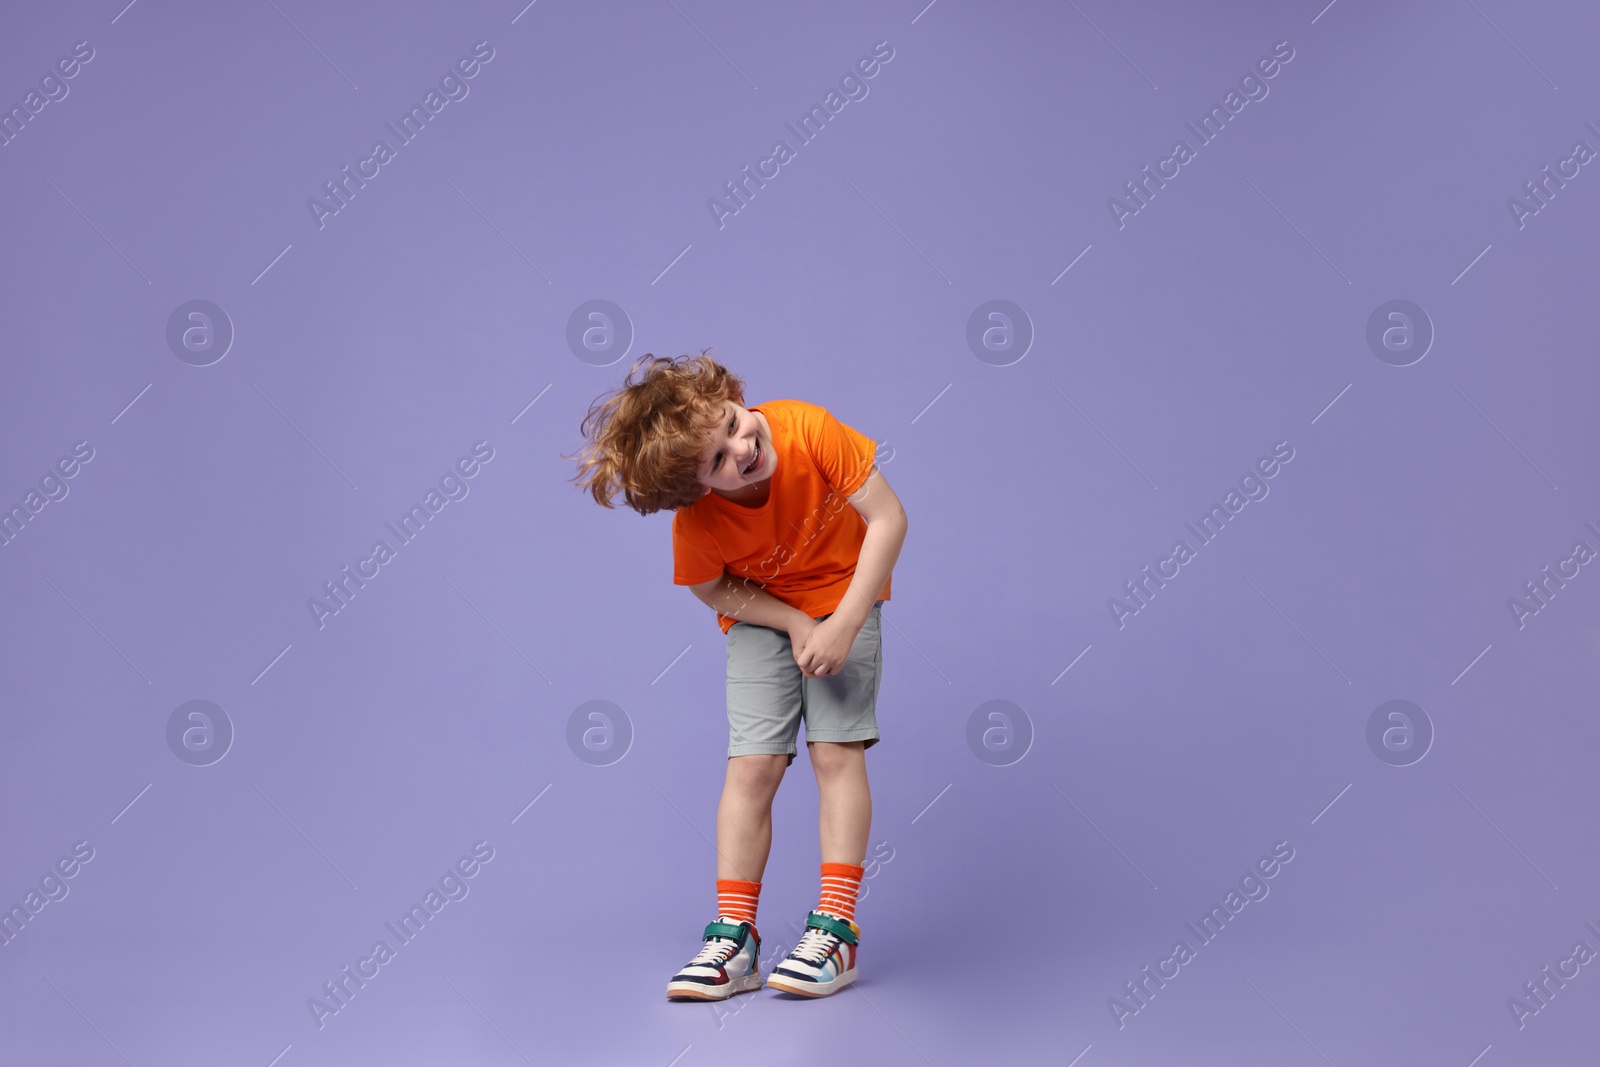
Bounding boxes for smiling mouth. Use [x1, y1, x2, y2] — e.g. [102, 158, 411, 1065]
[742, 443, 762, 475]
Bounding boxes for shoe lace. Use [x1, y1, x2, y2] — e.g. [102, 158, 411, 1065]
[690, 936, 739, 967]
[790, 926, 840, 965]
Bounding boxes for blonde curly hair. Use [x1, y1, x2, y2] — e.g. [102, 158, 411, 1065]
[564, 350, 747, 515]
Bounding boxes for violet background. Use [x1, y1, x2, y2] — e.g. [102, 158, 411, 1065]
[2, 1, 1598, 1065]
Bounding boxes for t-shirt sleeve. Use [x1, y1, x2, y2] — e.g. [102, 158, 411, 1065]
[671, 510, 725, 585]
[803, 404, 878, 497]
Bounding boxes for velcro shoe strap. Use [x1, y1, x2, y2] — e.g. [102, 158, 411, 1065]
[806, 910, 857, 945]
[703, 921, 747, 942]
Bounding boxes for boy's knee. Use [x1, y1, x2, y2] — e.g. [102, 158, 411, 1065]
[727, 753, 787, 792]
[806, 739, 864, 776]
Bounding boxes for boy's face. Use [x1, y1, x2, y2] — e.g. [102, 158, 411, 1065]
[695, 400, 774, 496]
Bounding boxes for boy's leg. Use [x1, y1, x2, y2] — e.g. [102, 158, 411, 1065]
[767, 601, 882, 997]
[669, 753, 784, 1001]
[666, 755, 784, 1002]
[667, 623, 801, 1002]
[806, 740, 870, 866]
[715, 753, 789, 881]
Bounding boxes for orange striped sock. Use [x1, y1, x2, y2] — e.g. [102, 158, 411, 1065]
[716, 879, 762, 925]
[817, 862, 866, 923]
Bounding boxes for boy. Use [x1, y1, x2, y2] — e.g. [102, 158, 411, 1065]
[566, 351, 907, 1000]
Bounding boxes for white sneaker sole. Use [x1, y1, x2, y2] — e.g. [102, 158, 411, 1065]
[766, 968, 856, 997]
[666, 970, 763, 1001]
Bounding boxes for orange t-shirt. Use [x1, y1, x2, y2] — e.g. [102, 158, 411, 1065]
[672, 399, 892, 634]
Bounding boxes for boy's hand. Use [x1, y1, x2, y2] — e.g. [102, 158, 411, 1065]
[785, 617, 820, 675]
[790, 616, 858, 678]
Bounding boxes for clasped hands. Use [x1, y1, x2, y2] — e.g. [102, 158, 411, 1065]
[787, 614, 859, 678]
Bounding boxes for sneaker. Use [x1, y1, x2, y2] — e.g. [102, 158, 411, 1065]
[666, 917, 764, 1001]
[766, 910, 858, 997]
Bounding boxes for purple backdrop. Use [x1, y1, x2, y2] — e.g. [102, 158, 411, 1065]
[3, 1, 1598, 1064]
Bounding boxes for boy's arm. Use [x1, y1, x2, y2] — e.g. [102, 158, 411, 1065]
[691, 573, 811, 633]
[828, 465, 908, 634]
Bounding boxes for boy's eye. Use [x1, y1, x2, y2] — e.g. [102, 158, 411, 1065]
[713, 416, 735, 471]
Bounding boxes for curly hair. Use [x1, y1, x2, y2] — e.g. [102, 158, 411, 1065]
[564, 350, 747, 516]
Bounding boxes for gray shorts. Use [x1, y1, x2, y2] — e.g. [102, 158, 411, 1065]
[726, 600, 885, 765]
